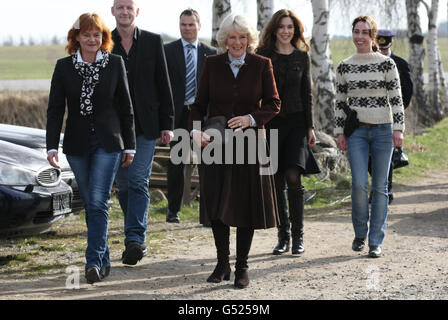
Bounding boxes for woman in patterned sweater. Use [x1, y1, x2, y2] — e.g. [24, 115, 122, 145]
[334, 16, 405, 258]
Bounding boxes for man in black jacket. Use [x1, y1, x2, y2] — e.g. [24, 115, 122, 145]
[112, 0, 174, 265]
[374, 29, 414, 204]
[164, 8, 216, 223]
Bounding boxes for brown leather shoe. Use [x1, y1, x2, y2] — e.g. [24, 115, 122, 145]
[234, 269, 249, 289]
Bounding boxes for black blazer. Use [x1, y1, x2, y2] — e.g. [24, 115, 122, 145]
[164, 39, 216, 128]
[391, 53, 413, 109]
[46, 54, 135, 156]
[113, 28, 174, 139]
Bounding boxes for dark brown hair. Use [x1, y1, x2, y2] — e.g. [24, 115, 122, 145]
[257, 9, 309, 53]
[66, 13, 113, 55]
[180, 8, 201, 25]
[352, 15, 379, 52]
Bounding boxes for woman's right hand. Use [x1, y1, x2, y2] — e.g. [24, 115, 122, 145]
[47, 151, 60, 169]
[192, 130, 211, 147]
[337, 134, 347, 151]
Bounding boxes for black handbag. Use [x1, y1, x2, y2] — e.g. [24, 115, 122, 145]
[342, 106, 360, 138]
[392, 147, 409, 169]
[203, 116, 229, 143]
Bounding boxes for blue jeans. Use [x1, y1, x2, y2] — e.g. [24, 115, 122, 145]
[115, 135, 156, 245]
[67, 133, 121, 271]
[347, 124, 393, 247]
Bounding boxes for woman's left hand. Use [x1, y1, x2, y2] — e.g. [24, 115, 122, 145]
[228, 115, 251, 131]
[393, 130, 403, 147]
[121, 152, 135, 168]
[308, 128, 316, 147]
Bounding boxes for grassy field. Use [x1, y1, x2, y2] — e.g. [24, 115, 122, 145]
[1, 38, 447, 79]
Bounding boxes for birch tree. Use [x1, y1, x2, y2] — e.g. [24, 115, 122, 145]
[311, 0, 336, 134]
[422, 0, 444, 121]
[212, 0, 231, 48]
[406, 0, 430, 125]
[257, 0, 274, 33]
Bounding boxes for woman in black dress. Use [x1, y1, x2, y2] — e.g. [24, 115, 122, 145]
[257, 9, 320, 256]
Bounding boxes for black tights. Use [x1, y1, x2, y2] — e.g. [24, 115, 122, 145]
[275, 165, 303, 190]
[211, 220, 254, 269]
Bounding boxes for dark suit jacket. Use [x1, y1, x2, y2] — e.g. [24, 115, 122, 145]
[189, 52, 281, 131]
[46, 54, 135, 156]
[391, 53, 413, 109]
[164, 39, 216, 128]
[113, 28, 174, 139]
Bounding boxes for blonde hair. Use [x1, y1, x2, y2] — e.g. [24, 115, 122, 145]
[216, 14, 259, 53]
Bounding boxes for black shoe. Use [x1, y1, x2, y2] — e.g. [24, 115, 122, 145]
[100, 265, 110, 279]
[85, 267, 101, 284]
[273, 238, 290, 255]
[122, 241, 147, 265]
[166, 209, 180, 223]
[207, 262, 231, 283]
[352, 238, 365, 252]
[234, 269, 249, 289]
[368, 246, 382, 258]
[291, 237, 304, 255]
[388, 193, 394, 204]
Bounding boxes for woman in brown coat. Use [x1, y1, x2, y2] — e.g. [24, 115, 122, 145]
[189, 14, 281, 289]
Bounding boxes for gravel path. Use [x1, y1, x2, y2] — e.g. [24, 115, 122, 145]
[0, 170, 447, 300]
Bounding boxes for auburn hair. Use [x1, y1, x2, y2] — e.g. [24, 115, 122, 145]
[257, 9, 309, 53]
[65, 13, 113, 55]
[352, 15, 379, 52]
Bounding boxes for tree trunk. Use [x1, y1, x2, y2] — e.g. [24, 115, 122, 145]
[311, 0, 336, 134]
[425, 0, 444, 121]
[437, 49, 448, 115]
[406, 0, 431, 126]
[212, 0, 232, 48]
[257, 0, 274, 32]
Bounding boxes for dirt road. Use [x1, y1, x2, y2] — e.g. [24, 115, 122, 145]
[0, 170, 447, 300]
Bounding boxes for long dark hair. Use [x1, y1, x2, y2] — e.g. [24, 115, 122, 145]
[352, 15, 379, 52]
[257, 9, 309, 53]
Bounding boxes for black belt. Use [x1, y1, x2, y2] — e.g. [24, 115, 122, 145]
[185, 104, 193, 110]
[359, 122, 378, 126]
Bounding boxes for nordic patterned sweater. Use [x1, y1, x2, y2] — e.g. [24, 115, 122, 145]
[334, 52, 405, 135]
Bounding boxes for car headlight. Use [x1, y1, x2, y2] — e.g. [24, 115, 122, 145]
[0, 162, 36, 186]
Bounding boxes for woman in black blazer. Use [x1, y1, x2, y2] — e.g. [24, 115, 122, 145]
[257, 10, 320, 256]
[46, 13, 136, 284]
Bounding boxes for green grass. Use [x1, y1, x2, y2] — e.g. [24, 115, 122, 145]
[0, 45, 65, 79]
[1, 38, 447, 79]
[394, 117, 448, 182]
[330, 37, 448, 72]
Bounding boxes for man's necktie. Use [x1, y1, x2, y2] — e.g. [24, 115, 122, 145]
[185, 43, 196, 102]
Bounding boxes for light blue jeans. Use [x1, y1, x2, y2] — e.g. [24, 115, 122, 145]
[347, 124, 394, 247]
[67, 133, 121, 271]
[115, 135, 156, 245]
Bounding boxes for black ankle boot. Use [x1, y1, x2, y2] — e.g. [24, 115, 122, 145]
[209, 221, 231, 283]
[207, 261, 231, 283]
[234, 268, 249, 289]
[234, 227, 254, 289]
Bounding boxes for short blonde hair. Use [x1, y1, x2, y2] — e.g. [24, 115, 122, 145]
[216, 14, 259, 53]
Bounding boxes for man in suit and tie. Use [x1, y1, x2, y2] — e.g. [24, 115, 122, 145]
[164, 8, 217, 223]
[111, 0, 175, 265]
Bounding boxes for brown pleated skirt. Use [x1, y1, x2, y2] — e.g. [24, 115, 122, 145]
[197, 129, 279, 229]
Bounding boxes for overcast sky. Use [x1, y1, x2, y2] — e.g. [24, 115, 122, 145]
[0, 0, 447, 45]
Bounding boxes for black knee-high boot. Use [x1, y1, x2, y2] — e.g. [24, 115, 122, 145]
[235, 227, 254, 289]
[207, 220, 231, 283]
[273, 188, 290, 255]
[288, 186, 305, 254]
